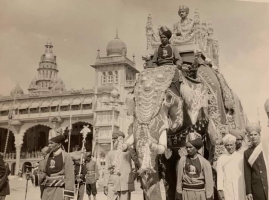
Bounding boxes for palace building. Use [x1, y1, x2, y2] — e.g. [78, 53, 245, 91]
[0, 33, 138, 176]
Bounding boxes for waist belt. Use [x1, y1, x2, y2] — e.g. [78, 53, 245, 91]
[87, 171, 95, 175]
[182, 183, 205, 190]
[43, 176, 65, 187]
[158, 60, 174, 65]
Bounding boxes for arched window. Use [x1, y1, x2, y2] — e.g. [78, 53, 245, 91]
[107, 71, 113, 83]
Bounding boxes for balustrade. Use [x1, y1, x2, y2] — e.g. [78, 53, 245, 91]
[4, 151, 44, 160]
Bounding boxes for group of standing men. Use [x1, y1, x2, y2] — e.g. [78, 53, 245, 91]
[30, 134, 99, 200]
[216, 122, 268, 200]
[0, 103, 268, 200]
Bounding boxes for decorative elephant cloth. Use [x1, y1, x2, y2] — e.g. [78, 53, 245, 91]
[127, 65, 177, 200]
[197, 65, 238, 167]
[126, 65, 209, 200]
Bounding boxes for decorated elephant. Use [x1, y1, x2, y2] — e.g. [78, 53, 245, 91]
[125, 58, 246, 200]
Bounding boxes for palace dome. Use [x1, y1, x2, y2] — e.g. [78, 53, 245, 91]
[10, 83, 24, 97]
[41, 41, 56, 62]
[106, 34, 127, 57]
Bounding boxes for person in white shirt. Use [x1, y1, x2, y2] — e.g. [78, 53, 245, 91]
[217, 133, 245, 200]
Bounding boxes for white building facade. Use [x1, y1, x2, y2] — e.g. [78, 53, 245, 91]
[0, 34, 138, 176]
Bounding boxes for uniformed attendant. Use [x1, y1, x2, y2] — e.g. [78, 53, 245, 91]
[32, 135, 75, 200]
[36, 146, 50, 199]
[0, 153, 10, 200]
[152, 26, 183, 68]
[244, 123, 268, 200]
[74, 157, 86, 200]
[104, 131, 137, 200]
[85, 152, 99, 200]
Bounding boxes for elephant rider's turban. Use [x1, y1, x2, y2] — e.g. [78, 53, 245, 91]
[159, 26, 172, 40]
[188, 137, 203, 150]
[230, 129, 245, 140]
[246, 123, 261, 134]
[222, 133, 236, 145]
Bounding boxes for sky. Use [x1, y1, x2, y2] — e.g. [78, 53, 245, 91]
[0, 0, 269, 133]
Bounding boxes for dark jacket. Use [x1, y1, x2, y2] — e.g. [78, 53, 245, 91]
[0, 163, 10, 196]
[244, 146, 268, 200]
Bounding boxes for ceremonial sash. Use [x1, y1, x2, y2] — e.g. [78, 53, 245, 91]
[43, 175, 65, 187]
[248, 144, 262, 167]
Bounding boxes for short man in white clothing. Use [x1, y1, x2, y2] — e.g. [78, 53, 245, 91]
[217, 134, 245, 200]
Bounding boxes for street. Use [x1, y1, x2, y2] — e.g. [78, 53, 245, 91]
[6, 176, 166, 200]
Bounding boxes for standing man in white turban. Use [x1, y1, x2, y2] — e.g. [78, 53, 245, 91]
[217, 134, 245, 200]
[244, 123, 268, 200]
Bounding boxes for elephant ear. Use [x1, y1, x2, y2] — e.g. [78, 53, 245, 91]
[126, 93, 135, 116]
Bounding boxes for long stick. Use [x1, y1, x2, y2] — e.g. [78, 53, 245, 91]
[68, 114, 72, 153]
[4, 93, 16, 156]
[24, 179, 29, 200]
[111, 108, 115, 150]
[76, 126, 90, 197]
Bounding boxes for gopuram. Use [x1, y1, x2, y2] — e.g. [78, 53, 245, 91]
[124, 5, 248, 200]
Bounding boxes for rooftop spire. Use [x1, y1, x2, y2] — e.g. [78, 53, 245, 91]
[115, 29, 119, 39]
[96, 47, 100, 58]
[45, 40, 53, 53]
[133, 53, 135, 63]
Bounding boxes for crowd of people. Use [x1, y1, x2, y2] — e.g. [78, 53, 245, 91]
[0, 109, 268, 200]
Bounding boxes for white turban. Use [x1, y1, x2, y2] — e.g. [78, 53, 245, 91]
[222, 133, 236, 144]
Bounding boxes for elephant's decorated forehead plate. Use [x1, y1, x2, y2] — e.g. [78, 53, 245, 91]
[134, 65, 176, 123]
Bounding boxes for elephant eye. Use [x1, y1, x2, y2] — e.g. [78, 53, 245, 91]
[166, 93, 172, 102]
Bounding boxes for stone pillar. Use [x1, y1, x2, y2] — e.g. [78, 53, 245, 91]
[15, 144, 21, 175]
[14, 130, 23, 175]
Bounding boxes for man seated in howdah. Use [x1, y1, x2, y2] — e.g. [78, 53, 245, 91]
[152, 26, 183, 68]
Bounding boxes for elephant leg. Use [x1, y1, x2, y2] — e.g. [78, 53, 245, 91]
[141, 172, 162, 200]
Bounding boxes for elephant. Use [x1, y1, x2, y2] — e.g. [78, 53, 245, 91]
[125, 57, 246, 200]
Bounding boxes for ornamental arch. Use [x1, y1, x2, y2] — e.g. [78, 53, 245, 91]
[21, 124, 51, 158]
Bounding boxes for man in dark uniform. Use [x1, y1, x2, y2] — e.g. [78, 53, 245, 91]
[32, 135, 75, 200]
[74, 157, 86, 200]
[152, 26, 183, 68]
[244, 123, 268, 200]
[85, 152, 99, 200]
[0, 153, 10, 200]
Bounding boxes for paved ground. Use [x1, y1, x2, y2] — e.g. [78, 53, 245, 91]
[6, 176, 166, 200]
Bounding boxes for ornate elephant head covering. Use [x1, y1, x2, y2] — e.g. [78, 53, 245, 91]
[178, 5, 189, 14]
[159, 26, 172, 40]
[222, 133, 236, 144]
[246, 123, 261, 135]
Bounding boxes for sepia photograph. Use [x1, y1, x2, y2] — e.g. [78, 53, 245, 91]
[0, 0, 269, 200]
